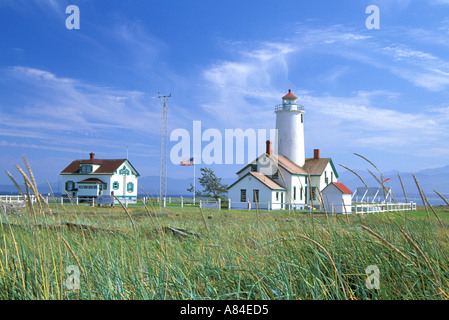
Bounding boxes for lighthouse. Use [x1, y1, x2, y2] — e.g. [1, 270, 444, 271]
[275, 89, 305, 166]
[227, 89, 340, 211]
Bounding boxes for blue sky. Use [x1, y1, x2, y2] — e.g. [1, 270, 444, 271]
[1, 0, 449, 186]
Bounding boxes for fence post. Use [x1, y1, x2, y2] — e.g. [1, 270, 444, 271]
[268, 201, 270, 212]
[61, 197, 63, 206]
[218, 198, 221, 210]
[76, 197, 79, 205]
[92, 197, 95, 207]
[199, 200, 202, 208]
[163, 197, 166, 208]
[181, 196, 183, 208]
[228, 198, 231, 210]
[169, 197, 171, 204]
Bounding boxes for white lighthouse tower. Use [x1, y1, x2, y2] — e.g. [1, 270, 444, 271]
[275, 89, 305, 166]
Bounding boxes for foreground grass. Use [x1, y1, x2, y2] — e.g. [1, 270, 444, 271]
[1, 200, 448, 300]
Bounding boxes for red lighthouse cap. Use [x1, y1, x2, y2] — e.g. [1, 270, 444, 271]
[282, 89, 297, 99]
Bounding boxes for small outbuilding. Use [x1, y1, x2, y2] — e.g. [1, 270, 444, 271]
[321, 182, 353, 214]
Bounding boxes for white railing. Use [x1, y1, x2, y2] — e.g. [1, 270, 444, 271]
[229, 199, 417, 213]
[228, 200, 309, 211]
[0, 195, 36, 204]
[352, 202, 416, 214]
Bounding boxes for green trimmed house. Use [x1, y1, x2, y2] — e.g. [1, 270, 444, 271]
[59, 152, 140, 203]
[227, 144, 338, 210]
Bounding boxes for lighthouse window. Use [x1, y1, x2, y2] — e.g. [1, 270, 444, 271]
[240, 189, 247, 202]
[250, 164, 257, 172]
[301, 114, 303, 123]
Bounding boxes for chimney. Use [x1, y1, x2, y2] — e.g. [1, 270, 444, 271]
[266, 140, 272, 156]
[313, 149, 320, 159]
[89, 152, 95, 160]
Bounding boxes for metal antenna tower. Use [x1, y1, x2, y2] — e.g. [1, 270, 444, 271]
[158, 92, 171, 210]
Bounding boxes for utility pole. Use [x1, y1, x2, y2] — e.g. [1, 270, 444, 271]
[158, 92, 171, 211]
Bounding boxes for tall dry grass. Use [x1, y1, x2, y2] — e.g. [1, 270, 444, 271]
[0, 157, 448, 299]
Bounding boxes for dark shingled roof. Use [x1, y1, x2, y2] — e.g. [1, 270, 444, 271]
[60, 159, 129, 175]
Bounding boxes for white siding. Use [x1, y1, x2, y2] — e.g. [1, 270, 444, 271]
[228, 174, 285, 210]
[60, 160, 138, 202]
[322, 184, 352, 214]
[109, 162, 138, 200]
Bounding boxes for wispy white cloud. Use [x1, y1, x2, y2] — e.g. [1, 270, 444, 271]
[0, 66, 162, 155]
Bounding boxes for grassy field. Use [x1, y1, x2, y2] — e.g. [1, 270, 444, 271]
[1, 196, 448, 300]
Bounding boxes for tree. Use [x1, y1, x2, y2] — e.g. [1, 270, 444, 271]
[187, 167, 228, 200]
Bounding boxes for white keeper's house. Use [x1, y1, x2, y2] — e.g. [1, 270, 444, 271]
[59, 153, 140, 203]
[227, 89, 347, 210]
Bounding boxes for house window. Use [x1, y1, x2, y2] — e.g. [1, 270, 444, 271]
[250, 164, 257, 172]
[325, 172, 329, 185]
[127, 182, 134, 193]
[293, 186, 296, 200]
[276, 192, 279, 201]
[113, 182, 119, 190]
[65, 181, 75, 191]
[300, 187, 303, 200]
[253, 189, 259, 203]
[272, 170, 278, 179]
[119, 168, 130, 175]
[312, 187, 317, 201]
[240, 189, 246, 202]
[331, 172, 334, 183]
[80, 165, 92, 173]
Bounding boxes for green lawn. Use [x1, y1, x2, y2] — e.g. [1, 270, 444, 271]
[1, 201, 448, 300]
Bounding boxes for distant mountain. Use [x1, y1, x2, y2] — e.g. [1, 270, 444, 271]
[338, 165, 449, 203]
[138, 175, 235, 196]
[2, 167, 447, 204]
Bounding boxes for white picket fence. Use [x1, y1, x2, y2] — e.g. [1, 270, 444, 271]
[229, 199, 417, 214]
[0, 195, 36, 204]
[352, 202, 416, 214]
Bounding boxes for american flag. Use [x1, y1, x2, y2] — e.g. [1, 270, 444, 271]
[180, 157, 194, 166]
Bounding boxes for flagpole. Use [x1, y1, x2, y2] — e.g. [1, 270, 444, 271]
[193, 157, 196, 205]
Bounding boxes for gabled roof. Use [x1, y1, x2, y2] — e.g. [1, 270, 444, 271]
[235, 153, 338, 177]
[276, 155, 307, 175]
[324, 182, 352, 194]
[249, 172, 286, 190]
[303, 158, 335, 176]
[236, 153, 308, 176]
[60, 158, 140, 176]
[227, 171, 286, 191]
